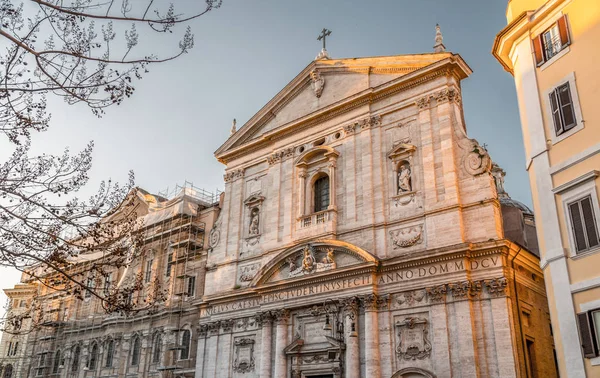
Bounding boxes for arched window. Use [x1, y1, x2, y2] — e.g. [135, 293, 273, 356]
[179, 330, 191, 360]
[52, 350, 61, 374]
[88, 342, 98, 370]
[152, 333, 162, 364]
[3, 364, 13, 378]
[130, 336, 141, 366]
[313, 175, 330, 212]
[105, 339, 114, 368]
[71, 345, 80, 372]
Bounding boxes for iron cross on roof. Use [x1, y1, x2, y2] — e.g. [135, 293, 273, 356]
[317, 28, 332, 50]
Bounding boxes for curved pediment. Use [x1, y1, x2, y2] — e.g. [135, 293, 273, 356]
[251, 240, 378, 286]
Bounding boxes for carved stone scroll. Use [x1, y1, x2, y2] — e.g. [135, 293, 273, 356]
[395, 317, 432, 361]
[233, 337, 256, 373]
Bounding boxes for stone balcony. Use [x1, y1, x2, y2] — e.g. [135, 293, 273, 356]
[295, 208, 337, 240]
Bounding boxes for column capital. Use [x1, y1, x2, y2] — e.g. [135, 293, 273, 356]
[256, 311, 274, 326]
[341, 296, 359, 318]
[273, 309, 290, 324]
[360, 294, 389, 312]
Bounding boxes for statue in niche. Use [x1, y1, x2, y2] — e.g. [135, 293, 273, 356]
[248, 208, 259, 236]
[302, 246, 316, 272]
[397, 162, 412, 194]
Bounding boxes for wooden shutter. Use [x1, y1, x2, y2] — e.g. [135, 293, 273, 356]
[557, 15, 571, 46]
[581, 196, 600, 249]
[533, 35, 545, 66]
[549, 89, 563, 134]
[569, 201, 587, 252]
[558, 82, 576, 131]
[578, 312, 598, 358]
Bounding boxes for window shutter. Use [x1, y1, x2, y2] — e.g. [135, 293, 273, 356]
[569, 202, 587, 252]
[557, 15, 571, 46]
[549, 90, 563, 134]
[558, 83, 577, 130]
[533, 35, 545, 65]
[578, 312, 598, 358]
[581, 197, 600, 249]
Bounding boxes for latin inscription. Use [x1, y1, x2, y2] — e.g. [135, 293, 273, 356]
[201, 256, 500, 316]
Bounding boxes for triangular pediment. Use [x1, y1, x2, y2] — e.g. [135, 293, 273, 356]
[215, 53, 471, 163]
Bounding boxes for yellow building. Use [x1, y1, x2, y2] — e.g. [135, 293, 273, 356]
[493, 0, 600, 376]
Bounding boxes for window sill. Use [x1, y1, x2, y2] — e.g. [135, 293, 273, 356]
[550, 122, 584, 145]
[591, 356, 600, 366]
[539, 45, 570, 71]
[570, 246, 600, 260]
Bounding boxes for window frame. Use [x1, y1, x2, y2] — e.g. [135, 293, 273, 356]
[187, 275, 196, 298]
[533, 14, 571, 68]
[71, 345, 81, 372]
[179, 329, 191, 360]
[544, 72, 584, 145]
[559, 174, 600, 258]
[130, 336, 141, 366]
[145, 259, 153, 283]
[52, 349, 61, 374]
[152, 333, 162, 364]
[312, 174, 330, 213]
[105, 339, 114, 368]
[88, 342, 98, 371]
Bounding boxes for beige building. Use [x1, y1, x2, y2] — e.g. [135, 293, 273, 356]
[198, 42, 555, 377]
[493, 0, 600, 376]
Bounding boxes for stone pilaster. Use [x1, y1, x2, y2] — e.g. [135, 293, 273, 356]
[361, 294, 383, 378]
[258, 312, 273, 378]
[195, 325, 208, 376]
[273, 309, 289, 378]
[342, 297, 360, 378]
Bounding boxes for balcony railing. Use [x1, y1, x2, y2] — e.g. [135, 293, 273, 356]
[296, 209, 337, 239]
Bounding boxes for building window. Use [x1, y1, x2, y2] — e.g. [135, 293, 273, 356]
[179, 330, 191, 360]
[568, 195, 600, 254]
[187, 276, 196, 297]
[105, 339, 114, 368]
[131, 336, 141, 366]
[7, 341, 18, 357]
[52, 350, 61, 374]
[103, 275, 112, 296]
[71, 345, 80, 372]
[578, 308, 600, 358]
[19, 300, 25, 308]
[3, 364, 13, 378]
[152, 334, 162, 364]
[549, 82, 576, 136]
[313, 175, 330, 212]
[526, 339, 537, 378]
[145, 259, 153, 283]
[534, 15, 570, 65]
[88, 342, 98, 370]
[85, 277, 95, 298]
[166, 253, 174, 278]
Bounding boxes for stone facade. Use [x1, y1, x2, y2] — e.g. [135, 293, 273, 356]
[0, 52, 557, 378]
[199, 52, 556, 378]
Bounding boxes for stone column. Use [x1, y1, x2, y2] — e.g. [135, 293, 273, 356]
[273, 309, 290, 378]
[298, 168, 307, 217]
[362, 294, 382, 378]
[343, 297, 360, 378]
[259, 312, 273, 378]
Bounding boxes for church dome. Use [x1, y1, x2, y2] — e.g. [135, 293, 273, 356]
[499, 196, 533, 215]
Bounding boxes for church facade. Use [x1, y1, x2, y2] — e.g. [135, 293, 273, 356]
[197, 49, 556, 378]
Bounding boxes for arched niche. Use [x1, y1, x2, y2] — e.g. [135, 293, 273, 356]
[391, 367, 437, 378]
[250, 240, 378, 286]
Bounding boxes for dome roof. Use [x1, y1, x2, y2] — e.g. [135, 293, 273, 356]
[500, 197, 533, 215]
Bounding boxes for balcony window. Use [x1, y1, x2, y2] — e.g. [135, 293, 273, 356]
[534, 15, 570, 66]
[313, 175, 330, 213]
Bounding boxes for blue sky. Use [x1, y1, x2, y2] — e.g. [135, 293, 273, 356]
[0, 0, 529, 305]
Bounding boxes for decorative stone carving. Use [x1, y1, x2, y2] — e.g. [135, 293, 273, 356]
[416, 96, 429, 109]
[224, 169, 244, 183]
[397, 162, 412, 194]
[343, 123, 356, 134]
[341, 296, 359, 317]
[221, 319, 235, 333]
[248, 208, 260, 236]
[389, 225, 423, 249]
[448, 280, 482, 300]
[426, 284, 447, 304]
[484, 277, 508, 297]
[435, 88, 460, 104]
[208, 321, 220, 337]
[288, 245, 336, 278]
[208, 224, 220, 250]
[396, 289, 426, 307]
[273, 309, 290, 324]
[359, 115, 382, 130]
[239, 263, 260, 283]
[256, 311, 273, 327]
[302, 354, 329, 364]
[395, 317, 432, 361]
[310, 70, 325, 98]
[361, 294, 389, 312]
[291, 369, 302, 378]
[267, 147, 295, 165]
[233, 337, 256, 373]
[198, 324, 208, 338]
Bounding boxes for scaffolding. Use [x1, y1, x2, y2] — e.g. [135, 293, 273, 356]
[7, 183, 219, 378]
